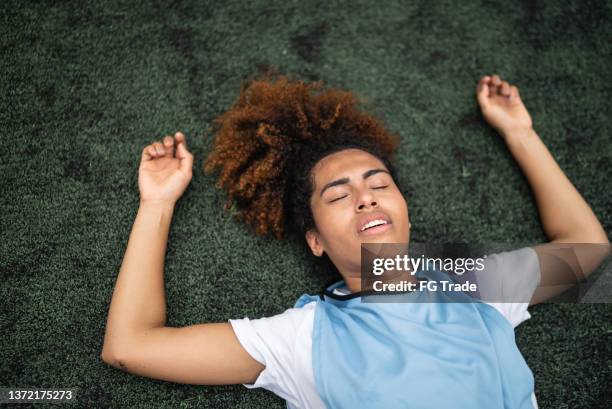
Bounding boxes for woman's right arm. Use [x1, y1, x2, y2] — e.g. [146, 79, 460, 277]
[101, 132, 264, 385]
[103, 322, 264, 385]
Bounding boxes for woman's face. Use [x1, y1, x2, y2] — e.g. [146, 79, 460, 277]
[306, 148, 410, 275]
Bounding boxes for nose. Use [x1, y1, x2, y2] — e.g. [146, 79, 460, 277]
[356, 189, 378, 211]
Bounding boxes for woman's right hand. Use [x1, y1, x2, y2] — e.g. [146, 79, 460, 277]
[138, 132, 193, 207]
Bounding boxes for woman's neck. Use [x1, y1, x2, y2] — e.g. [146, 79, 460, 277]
[341, 269, 420, 294]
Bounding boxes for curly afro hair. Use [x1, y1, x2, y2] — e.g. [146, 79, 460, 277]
[204, 69, 402, 241]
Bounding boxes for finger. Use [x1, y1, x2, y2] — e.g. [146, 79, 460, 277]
[163, 135, 175, 158]
[153, 141, 165, 157]
[501, 82, 511, 97]
[175, 132, 190, 158]
[486, 75, 498, 97]
[479, 75, 491, 85]
[477, 78, 490, 106]
[175, 131, 188, 150]
[492, 74, 501, 86]
[477, 75, 491, 93]
[510, 85, 520, 100]
[175, 132, 193, 175]
[141, 145, 155, 162]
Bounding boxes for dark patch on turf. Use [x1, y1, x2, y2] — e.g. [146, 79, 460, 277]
[89, 110, 104, 127]
[479, 193, 490, 220]
[0, 242, 58, 281]
[7, 32, 38, 51]
[563, 125, 585, 152]
[429, 223, 452, 242]
[169, 26, 194, 60]
[62, 91, 105, 129]
[1, 351, 25, 384]
[2, 31, 38, 53]
[259, 7, 274, 18]
[410, 49, 448, 71]
[255, 61, 272, 74]
[38, 84, 57, 108]
[74, 103, 105, 128]
[79, 382, 116, 406]
[550, 0, 609, 46]
[15, 137, 41, 157]
[452, 144, 491, 195]
[423, 50, 447, 67]
[519, 0, 545, 51]
[0, 289, 18, 362]
[518, 0, 608, 53]
[63, 147, 90, 181]
[156, 1, 215, 121]
[594, 374, 612, 408]
[241, 61, 274, 83]
[452, 144, 465, 162]
[298, 65, 322, 82]
[457, 111, 482, 130]
[65, 9, 127, 28]
[0, 259, 28, 281]
[290, 22, 328, 64]
[401, 185, 415, 200]
[168, 25, 206, 117]
[545, 73, 580, 90]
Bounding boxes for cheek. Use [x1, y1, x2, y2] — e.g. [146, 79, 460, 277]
[313, 205, 353, 241]
[391, 193, 409, 224]
[312, 204, 333, 236]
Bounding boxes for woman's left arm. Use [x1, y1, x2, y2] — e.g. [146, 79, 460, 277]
[477, 75, 610, 306]
[502, 127, 609, 305]
[502, 127, 607, 243]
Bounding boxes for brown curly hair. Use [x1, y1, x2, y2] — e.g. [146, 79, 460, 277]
[204, 69, 402, 241]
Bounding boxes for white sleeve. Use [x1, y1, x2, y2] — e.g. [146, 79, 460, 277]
[228, 303, 315, 406]
[471, 246, 541, 328]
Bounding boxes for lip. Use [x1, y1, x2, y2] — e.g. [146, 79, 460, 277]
[357, 211, 392, 235]
[358, 222, 393, 236]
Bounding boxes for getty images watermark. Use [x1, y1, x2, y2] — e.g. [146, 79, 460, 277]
[358, 242, 612, 303]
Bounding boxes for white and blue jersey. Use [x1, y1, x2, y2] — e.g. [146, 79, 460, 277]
[229, 246, 541, 409]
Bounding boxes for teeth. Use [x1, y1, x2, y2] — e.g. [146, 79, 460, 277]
[361, 219, 388, 231]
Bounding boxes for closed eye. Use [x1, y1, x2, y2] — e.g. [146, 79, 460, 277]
[329, 194, 349, 203]
[373, 185, 389, 189]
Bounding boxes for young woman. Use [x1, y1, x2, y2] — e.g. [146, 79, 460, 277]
[101, 73, 609, 409]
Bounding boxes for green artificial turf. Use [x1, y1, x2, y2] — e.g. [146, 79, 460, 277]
[1, 0, 611, 408]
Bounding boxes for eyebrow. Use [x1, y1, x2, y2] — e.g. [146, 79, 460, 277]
[319, 168, 390, 198]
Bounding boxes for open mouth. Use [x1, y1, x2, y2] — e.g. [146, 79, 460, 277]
[358, 219, 392, 235]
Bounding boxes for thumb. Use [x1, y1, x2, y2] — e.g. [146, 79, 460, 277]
[476, 78, 490, 108]
[175, 132, 193, 175]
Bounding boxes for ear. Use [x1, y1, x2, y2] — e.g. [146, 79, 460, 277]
[305, 229, 324, 257]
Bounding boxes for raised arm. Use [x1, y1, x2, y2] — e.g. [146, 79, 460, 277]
[101, 132, 263, 384]
[476, 75, 610, 305]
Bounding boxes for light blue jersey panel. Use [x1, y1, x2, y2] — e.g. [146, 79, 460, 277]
[293, 268, 535, 409]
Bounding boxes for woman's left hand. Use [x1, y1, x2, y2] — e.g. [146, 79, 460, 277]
[138, 131, 194, 206]
[476, 74, 533, 138]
